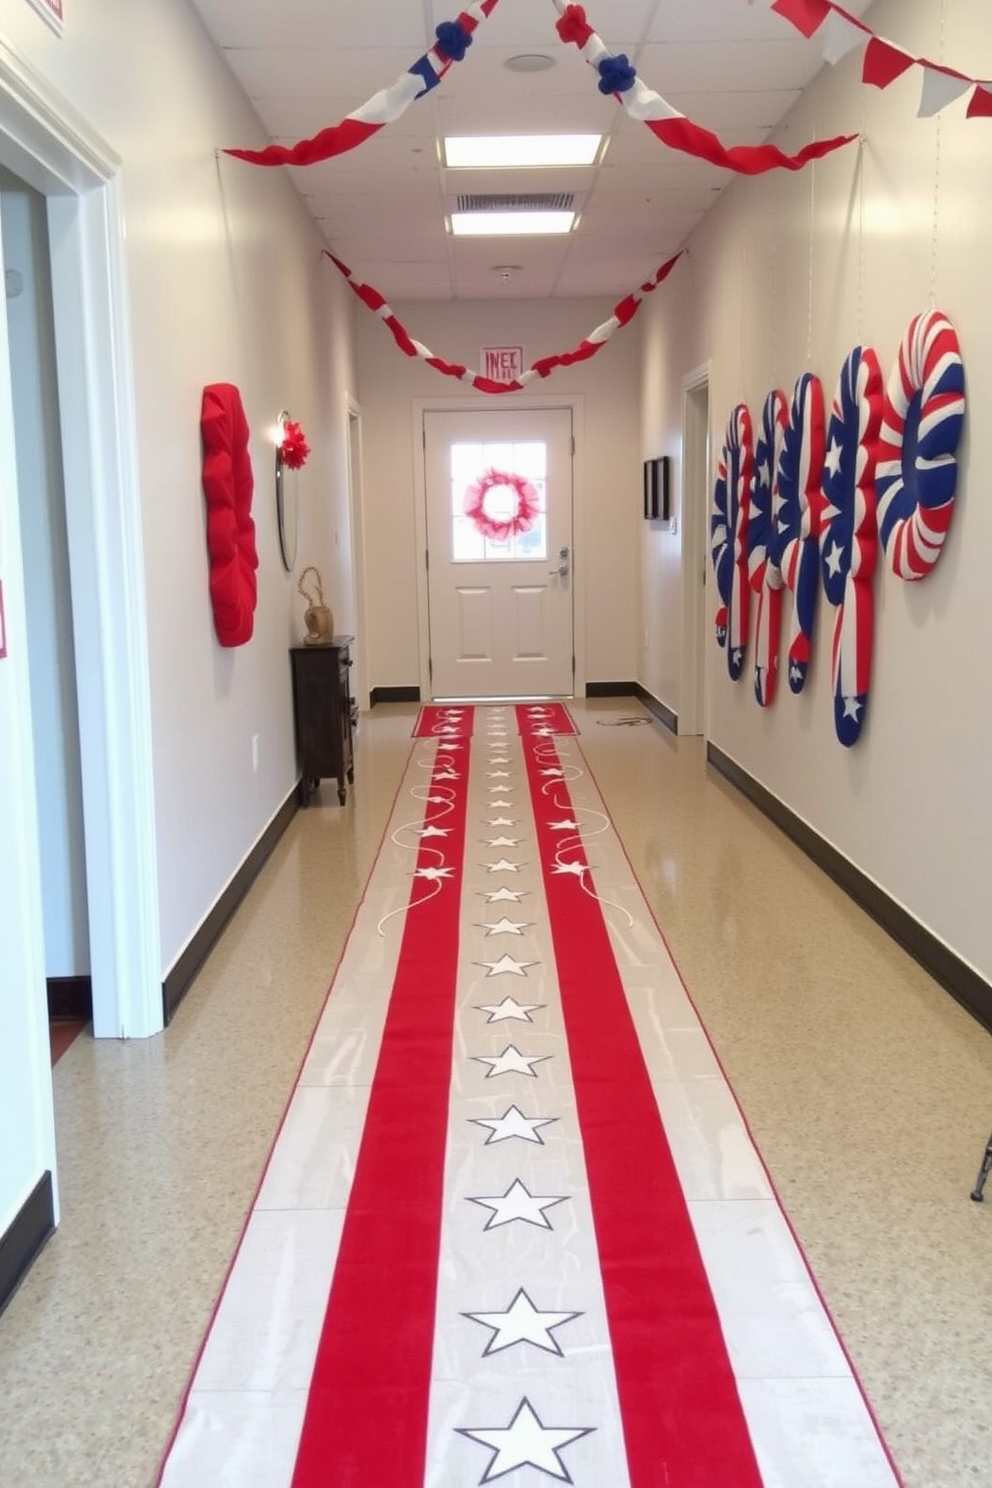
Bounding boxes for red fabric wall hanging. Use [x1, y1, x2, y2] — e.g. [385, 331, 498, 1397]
[200, 383, 259, 647]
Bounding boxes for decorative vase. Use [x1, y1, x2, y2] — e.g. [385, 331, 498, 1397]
[297, 565, 335, 646]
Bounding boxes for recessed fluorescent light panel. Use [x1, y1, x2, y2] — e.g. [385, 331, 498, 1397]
[444, 134, 602, 169]
[450, 210, 577, 236]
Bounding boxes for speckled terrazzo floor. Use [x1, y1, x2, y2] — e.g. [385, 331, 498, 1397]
[1, 699, 990, 1488]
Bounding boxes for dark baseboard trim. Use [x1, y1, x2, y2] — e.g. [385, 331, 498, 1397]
[370, 686, 420, 705]
[162, 788, 298, 1026]
[585, 681, 638, 698]
[46, 975, 92, 1021]
[0, 1172, 54, 1319]
[708, 742, 992, 1035]
[634, 684, 678, 735]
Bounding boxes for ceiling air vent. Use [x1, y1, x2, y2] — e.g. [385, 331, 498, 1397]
[455, 192, 576, 212]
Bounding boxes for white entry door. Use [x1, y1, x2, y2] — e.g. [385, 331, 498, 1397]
[424, 407, 574, 698]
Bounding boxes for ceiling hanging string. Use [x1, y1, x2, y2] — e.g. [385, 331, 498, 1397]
[930, 0, 947, 311]
[806, 139, 817, 367]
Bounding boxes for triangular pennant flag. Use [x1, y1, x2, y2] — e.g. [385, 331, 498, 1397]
[862, 35, 916, 90]
[966, 83, 992, 118]
[820, 10, 869, 65]
[918, 64, 974, 117]
[771, 0, 832, 38]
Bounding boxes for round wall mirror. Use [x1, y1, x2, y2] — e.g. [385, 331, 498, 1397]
[275, 410, 299, 571]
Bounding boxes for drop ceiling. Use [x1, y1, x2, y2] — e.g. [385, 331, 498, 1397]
[189, 0, 874, 300]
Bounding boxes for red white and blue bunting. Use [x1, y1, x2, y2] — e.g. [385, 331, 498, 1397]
[710, 405, 753, 681]
[325, 250, 682, 394]
[552, 2, 856, 175]
[226, 0, 855, 176]
[768, 0, 992, 121]
[225, 0, 501, 167]
[713, 314, 963, 746]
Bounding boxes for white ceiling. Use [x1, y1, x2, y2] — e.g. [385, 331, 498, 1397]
[190, 0, 873, 300]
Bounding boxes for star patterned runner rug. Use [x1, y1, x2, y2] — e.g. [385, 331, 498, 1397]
[156, 705, 903, 1488]
[413, 702, 579, 739]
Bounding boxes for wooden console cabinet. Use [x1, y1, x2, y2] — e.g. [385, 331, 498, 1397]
[289, 638, 355, 806]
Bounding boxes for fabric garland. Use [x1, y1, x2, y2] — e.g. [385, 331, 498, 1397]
[324, 250, 683, 393]
[552, 2, 857, 175]
[224, 0, 501, 167]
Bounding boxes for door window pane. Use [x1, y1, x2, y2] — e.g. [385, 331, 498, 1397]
[450, 442, 548, 562]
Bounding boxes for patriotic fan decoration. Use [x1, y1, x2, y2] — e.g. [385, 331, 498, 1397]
[820, 347, 884, 747]
[711, 405, 753, 681]
[748, 390, 789, 708]
[774, 372, 826, 695]
[876, 311, 965, 581]
[464, 469, 541, 541]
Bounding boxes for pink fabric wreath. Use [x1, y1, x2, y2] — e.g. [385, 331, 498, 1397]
[463, 467, 540, 541]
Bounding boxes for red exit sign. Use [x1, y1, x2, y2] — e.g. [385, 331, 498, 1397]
[481, 345, 524, 382]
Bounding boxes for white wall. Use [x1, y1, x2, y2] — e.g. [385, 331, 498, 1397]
[355, 296, 642, 692]
[639, 0, 992, 982]
[0, 0, 358, 974]
[0, 0, 358, 1245]
[2, 170, 89, 977]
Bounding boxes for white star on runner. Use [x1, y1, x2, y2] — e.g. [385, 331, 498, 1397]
[475, 997, 544, 1023]
[467, 1180, 568, 1230]
[464, 1288, 582, 1356]
[481, 887, 527, 903]
[469, 1105, 556, 1145]
[484, 859, 522, 874]
[472, 1045, 550, 1078]
[477, 917, 531, 936]
[486, 817, 517, 827]
[551, 861, 586, 878]
[540, 768, 565, 778]
[457, 1398, 593, 1481]
[487, 799, 514, 809]
[414, 866, 455, 881]
[548, 819, 580, 831]
[434, 768, 459, 781]
[474, 954, 537, 977]
[416, 826, 450, 839]
[487, 770, 511, 778]
[484, 836, 521, 849]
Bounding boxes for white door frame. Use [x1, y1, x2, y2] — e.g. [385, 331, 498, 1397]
[679, 364, 711, 738]
[412, 394, 586, 701]
[0, 38, 162, 1038]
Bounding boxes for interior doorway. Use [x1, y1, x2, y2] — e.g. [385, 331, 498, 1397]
[680, 369, 710, 737]
[422, 406, 574, 699]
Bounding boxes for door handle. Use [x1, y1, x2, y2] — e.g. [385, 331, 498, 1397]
[549, 562, 569, 577]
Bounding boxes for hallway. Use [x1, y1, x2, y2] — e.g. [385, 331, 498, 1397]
[0, 699, 989, 1487]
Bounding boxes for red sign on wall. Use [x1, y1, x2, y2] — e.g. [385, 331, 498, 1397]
[25, 0, 64, 34]
[481, 345, 524, 383]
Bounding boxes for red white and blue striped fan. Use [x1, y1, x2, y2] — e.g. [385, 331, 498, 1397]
[820, 346, 884, 747]
[876, 310, 965, 581]
[775, 372, 825, 694]
[711, 405, 754, 681]
[748, 390, 790, 708]
[225, 1, 500, 166]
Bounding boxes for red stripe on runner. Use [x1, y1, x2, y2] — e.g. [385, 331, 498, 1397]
[523, 740, 765, 1488]
[289, 746, 469, 1487]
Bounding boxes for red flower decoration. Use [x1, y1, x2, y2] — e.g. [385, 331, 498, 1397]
[556, 4, 595, 48]
[279, 419, 310, 470]
[463, 468, 541, 542]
